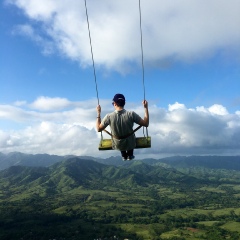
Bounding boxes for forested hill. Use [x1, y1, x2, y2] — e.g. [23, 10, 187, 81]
[1, 152, 240, 171]
[1, 156, 240, 239]
[0, 158, 199, 190]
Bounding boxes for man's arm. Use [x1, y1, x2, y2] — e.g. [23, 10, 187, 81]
[138, 100, 149, 127]
[96, 105, 106, 132]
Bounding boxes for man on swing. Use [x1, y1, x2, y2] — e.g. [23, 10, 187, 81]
[96, 93, 149, 160]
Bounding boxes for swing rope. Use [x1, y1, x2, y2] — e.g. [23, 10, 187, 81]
[84, 0, 104, 141]
[138, 0, 149, 138]
[84, 0, 100, 105]
[138, 0, 146, 101]
[84, 0, 149, 145]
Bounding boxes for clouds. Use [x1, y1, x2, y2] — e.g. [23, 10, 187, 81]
[1, 0, 240, 158]
[151, 103, 240, 155]
[30, 96, 72, 111]
[6, 0, 240, 72]
[1, 97, 240, 158]
[0, 122, 98, 156]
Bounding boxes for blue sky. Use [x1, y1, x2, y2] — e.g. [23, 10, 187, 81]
[1, 0, 240, 158]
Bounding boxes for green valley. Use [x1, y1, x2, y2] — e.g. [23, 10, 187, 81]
[1, 155, 240, 239]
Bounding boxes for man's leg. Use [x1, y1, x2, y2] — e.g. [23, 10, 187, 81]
[121, 151, 128, 160]
[127, 149, 135, 160]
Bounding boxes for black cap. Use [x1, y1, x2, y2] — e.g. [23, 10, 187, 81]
[113, 93, 125, 106]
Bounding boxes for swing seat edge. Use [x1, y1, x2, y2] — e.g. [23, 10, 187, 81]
[98, 137, 151, 151]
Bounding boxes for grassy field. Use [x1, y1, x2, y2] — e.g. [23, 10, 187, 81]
[1, 163, 240, 239]
[222, 221, 240, 233]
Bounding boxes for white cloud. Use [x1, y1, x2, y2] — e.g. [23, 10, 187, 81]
[30, 96, 72, 111]
[197, 105, 229, 116]
[0, 122, 100, 156]
[0, 104, 32, 122]
[7, 0, 240, 72]
[208, 104, 229, 115]
[14, 101, 27, 107]
[1, 98, 240, 158]
[168, 102, 186, 111]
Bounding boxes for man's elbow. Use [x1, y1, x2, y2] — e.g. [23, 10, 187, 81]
[96, 125, 104, 132]
[96, 126, 102, 132]
[139, 120, 149, 127]
[144, 122, 149, 127]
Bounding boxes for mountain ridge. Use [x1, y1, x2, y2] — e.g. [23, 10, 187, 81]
[0, 157, 203, 194]
[1, 152, 240, 172]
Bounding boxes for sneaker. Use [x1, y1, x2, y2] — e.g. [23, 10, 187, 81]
[122, 157, 128, 161]
[127, 155, 135, 161]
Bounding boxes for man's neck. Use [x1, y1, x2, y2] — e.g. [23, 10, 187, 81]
[115, 106, 124, 111]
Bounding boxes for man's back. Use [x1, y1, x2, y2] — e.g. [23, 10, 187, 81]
[101, 109, 141, 150]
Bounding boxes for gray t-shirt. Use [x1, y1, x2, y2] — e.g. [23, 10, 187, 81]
[101, 109, 142, 150]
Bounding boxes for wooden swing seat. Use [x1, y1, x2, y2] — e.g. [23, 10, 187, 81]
[99, 136, 151, 151]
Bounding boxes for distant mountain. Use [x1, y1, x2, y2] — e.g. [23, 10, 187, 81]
[0, 152, 64, 170]
[1, 152, 240, 172]
[0, 157, 206, 197]
[157, 155, 240, 170]
[0, 152, 103, 171]
[94, 155, 128, 166]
